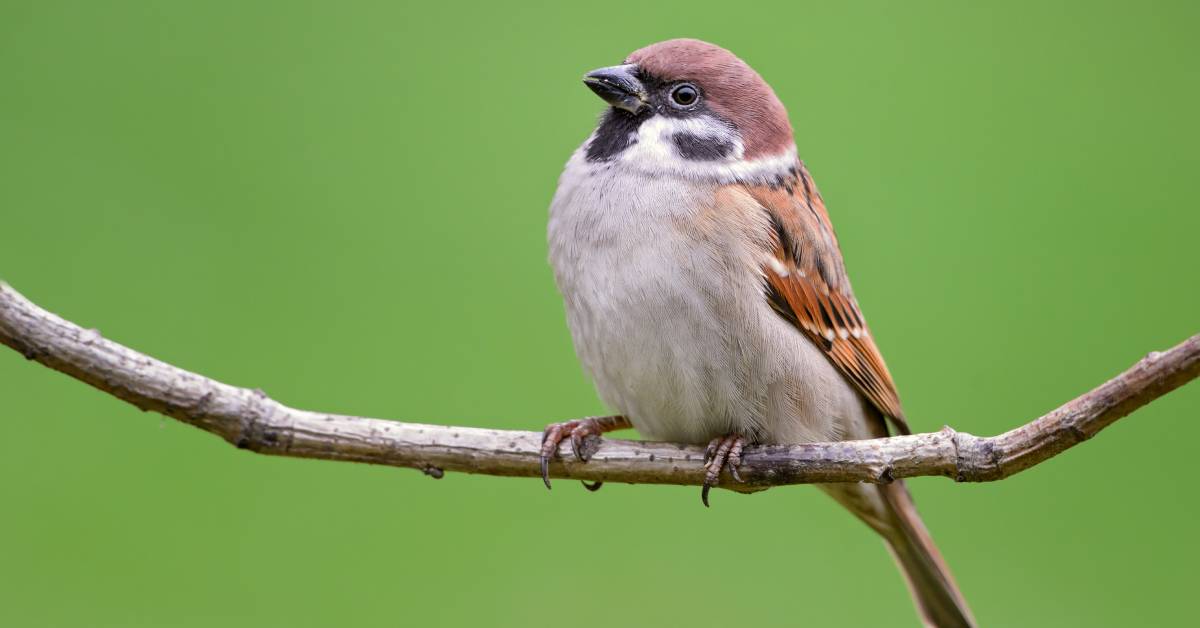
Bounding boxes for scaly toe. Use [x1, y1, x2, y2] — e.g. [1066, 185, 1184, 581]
[538, 416, 630, 491]
[539, 422, 575, 490]
[699, 434, 746, 506]
[727, 438, 746, 483]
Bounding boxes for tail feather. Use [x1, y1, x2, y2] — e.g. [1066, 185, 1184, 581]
[821, 482, 975, 628]
[881, 483, 975, 628]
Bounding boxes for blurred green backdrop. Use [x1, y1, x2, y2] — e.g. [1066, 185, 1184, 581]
[2, 1, 1198, 626]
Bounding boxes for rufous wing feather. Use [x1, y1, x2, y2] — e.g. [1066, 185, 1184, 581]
[740, 163, 908, 433]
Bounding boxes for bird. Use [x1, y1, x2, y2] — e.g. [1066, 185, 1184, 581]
[540, 39, 975, 627]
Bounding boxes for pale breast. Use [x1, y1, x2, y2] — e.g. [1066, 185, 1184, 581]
[548, 152, 869, 446]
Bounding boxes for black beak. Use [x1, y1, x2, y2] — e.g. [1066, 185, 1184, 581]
[583, 64, 649, 115]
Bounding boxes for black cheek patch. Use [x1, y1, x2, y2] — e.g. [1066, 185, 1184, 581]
[671, 132, 735, 161]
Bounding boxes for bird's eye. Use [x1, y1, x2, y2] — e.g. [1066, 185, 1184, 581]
[670, 83, 699, 108]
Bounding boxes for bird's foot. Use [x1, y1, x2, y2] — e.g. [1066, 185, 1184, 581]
[701, 433, 747, 507]
[539, 415, 631, 491]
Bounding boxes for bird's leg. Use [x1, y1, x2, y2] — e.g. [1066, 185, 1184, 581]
[701, 433, 747, 507]
[539, 415, 632, 491]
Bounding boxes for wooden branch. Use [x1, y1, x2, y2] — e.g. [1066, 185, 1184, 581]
[2, 281, 1197, 490]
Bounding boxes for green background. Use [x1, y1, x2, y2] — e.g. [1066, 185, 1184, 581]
[2, 1, 1198, 626]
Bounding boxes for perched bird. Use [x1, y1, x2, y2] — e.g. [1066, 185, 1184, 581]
[540, 39, 974, 626]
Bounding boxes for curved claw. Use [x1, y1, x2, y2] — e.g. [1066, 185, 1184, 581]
[581, 480, 603, 492]
[541, 455, 552, 490]
[700, 433, 746, 507]
[538, 416, 629, 492]
[540, 424, 562, 490]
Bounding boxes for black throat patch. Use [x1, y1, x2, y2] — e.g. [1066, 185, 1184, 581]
[585, 109, 647, 162]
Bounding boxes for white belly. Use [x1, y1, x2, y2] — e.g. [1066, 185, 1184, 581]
[548, 150, 873, 446]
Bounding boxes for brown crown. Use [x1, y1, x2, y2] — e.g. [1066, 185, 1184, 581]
[628, 39, 794, 159]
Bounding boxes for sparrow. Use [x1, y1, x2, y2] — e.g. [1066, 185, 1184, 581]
[540, 39, 974, 627]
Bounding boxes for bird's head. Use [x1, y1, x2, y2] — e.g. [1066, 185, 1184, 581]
[580, 39, 795, 181]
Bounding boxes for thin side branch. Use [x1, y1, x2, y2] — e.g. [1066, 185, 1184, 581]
[1, 282, 1197, 489]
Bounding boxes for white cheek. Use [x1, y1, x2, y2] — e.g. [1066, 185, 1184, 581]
[624, 114, 734, 164]
[621, 115, 745, 166]
[603, 114, 797, 184]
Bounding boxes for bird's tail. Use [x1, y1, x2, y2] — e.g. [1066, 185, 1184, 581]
[880, 483, 976, 628]
[822, 482, 976, 628]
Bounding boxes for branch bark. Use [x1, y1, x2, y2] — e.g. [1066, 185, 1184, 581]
[2, 281, 1197, 490]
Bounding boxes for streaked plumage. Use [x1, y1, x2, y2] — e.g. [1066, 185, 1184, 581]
[545, 39, 974, 627]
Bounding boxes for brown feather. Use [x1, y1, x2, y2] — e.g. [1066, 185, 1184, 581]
[626, 39, 794, 159]
[740, 163, 909, 433]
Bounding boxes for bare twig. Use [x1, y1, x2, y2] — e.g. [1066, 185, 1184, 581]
[1, 282, 1197, 490]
